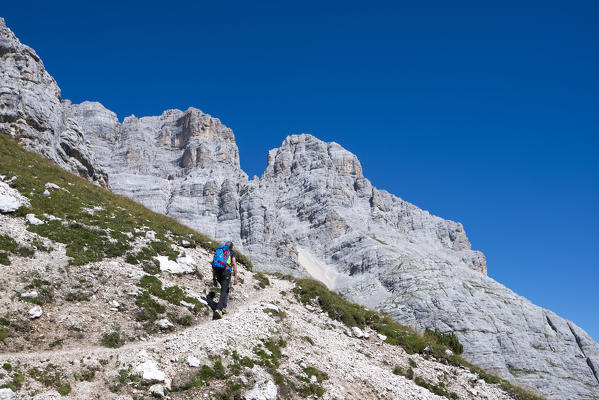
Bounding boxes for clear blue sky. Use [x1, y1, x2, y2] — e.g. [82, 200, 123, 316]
[3, 1, 598, 340]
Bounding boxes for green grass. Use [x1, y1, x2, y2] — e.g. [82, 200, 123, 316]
[137, 275, 202, 316]
[101, 330, 121, 348]
[301, 335, 315, 345]
[135, 291, 165, 322]
[254, 272, 270, 289]
[0, 233, 35, 265]
[0, 134, 253, 269]
[424, 328, 463, 354]
[0, 327, 8, 341]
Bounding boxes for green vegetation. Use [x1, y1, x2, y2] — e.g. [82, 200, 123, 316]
[135, 291, 165, 322]
[0, 134, 253, 268]
[0, 233, 34, 265]
[425, 328, 463, 354]
[393, 365, 415, 379]
[301, 335, 315, 345]
[254, 272, 270, 289]
[137, 275, 203, 316]
[0, 327, 7, 341]
[414, 377, 458, 399]
[21, 278, 54, 306]
[230, 350, 255, 375]
[29, 364, 71, 396]
[64, 290, 90, 302]
[263, 307, 287, 320]
[101, 329, 121, 348]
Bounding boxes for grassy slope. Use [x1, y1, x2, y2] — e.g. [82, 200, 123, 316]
[292, 277, 545, 400]
[0, 135, 544, 399]
[0, 134, 252, 269]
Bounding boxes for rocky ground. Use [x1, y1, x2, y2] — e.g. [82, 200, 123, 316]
[0, 210, 518, 400]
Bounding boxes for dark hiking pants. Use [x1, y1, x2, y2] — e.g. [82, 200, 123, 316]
[213, 267, 231, 311]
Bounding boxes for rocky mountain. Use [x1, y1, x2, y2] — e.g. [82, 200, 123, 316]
[0, 132, 536, 400]
[1, 17, 598, 399]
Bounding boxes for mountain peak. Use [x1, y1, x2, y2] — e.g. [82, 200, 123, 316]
[264, 133, 363, 179]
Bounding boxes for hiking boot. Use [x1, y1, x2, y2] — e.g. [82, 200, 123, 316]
[213, 309, 223, 320]
[222, 309, 228, 315]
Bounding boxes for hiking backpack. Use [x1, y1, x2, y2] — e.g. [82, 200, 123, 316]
[212, 245, 231, 269]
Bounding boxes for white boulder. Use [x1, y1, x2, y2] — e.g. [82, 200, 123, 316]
[445, 349, 454, 357]
[187, 355, 201, 367]
[351, 326, 365, 338]
[245, 380, 277, 400]
[135, 360, 166, 384]
[156, 319, 174, 330]
[156, 253, 196, 274]
[25, 213, 44, 225]
[263, 303, 279, 313]
[180, 300, 195, 308]
[28, 305, 43, 319]
[149, 384, 164, 397]
[21, 290, 39, 299]
[0, 387, 16, 400]
[0, 181, 29, 213]
[377, 333, 387, 341]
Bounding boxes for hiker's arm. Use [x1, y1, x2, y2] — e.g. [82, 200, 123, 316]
[233, 258, 238, 285]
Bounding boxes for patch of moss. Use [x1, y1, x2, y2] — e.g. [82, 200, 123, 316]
[230, 350, 255, 375]
[0, 327, 8, 341]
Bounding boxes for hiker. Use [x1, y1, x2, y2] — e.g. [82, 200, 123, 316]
[211, 241, 238, 319]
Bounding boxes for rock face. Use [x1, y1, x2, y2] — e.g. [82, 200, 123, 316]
[1, 18, 598, 399]
[0, 18, 106, 186]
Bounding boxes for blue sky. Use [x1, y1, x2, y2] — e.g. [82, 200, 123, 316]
[3, 1, 598, 340]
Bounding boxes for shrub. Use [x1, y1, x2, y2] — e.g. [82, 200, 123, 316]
[424, 328, 463, 354]
[101, 330, 121, 348]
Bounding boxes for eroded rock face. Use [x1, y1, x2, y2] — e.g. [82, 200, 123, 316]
[1, 18, 598, 399]
[0, 18, 106, 186]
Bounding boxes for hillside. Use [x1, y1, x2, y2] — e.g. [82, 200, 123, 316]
[0, 134, 548, 399]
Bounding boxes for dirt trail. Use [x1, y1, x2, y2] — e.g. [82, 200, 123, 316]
[0, 279, 285, 364]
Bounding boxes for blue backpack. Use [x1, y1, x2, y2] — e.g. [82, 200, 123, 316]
[212, 245, 231, 270]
